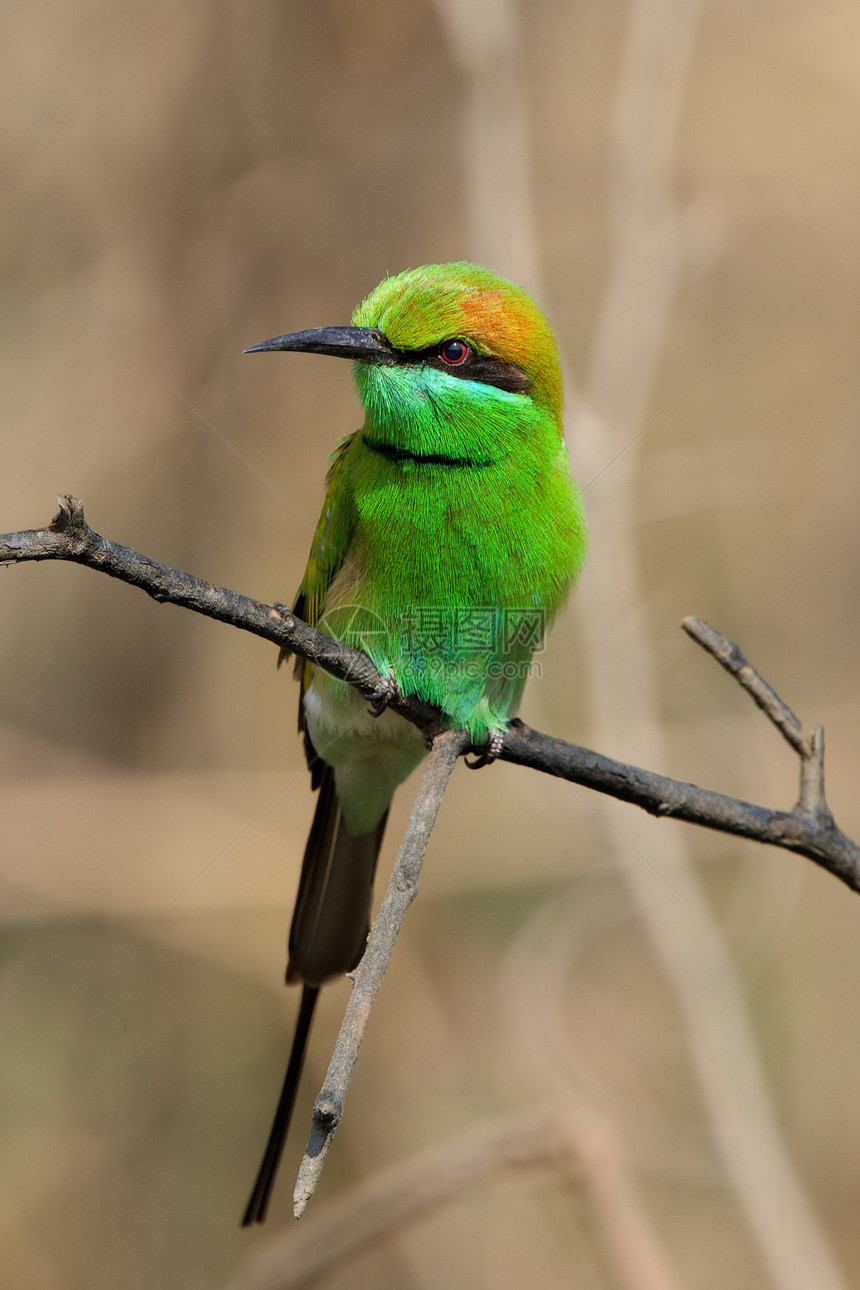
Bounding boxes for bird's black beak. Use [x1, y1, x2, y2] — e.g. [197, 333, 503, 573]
[244, 325, 397, 364]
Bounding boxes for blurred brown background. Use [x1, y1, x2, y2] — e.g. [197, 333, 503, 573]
[1, 2, 860, 1287]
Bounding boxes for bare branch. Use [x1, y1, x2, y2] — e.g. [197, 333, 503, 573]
[682, 615, 810, 757]
[3, 499, 859, 895]
[229, 1103, 679, 1290]
[501, 723, 860, 889]
[292, 728, 467, 1217]
[0, 496, 444, 737]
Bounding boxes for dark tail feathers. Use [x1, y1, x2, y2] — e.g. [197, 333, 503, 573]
[287, 765, 388, 987]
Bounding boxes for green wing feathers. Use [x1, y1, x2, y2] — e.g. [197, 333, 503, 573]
[293, 433, 358, 636]
[289, 434, 359, 783]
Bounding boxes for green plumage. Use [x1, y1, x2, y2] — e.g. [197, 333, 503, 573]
[241, 262, 587, 1224]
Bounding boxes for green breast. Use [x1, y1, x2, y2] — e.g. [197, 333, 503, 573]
[320, 428, 586, 738]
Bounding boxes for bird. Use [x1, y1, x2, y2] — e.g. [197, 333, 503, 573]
[240, 262, 587, 1224]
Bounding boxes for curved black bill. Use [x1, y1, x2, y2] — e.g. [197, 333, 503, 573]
[244, 325, 396, 363]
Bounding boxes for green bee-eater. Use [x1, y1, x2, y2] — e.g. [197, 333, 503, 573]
[241, 262, 587, 1224]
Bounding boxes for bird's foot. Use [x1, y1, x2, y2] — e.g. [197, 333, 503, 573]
[271, 603, 295, 669]
[465, 729, 505, 769]
[366, 674, 399, 717]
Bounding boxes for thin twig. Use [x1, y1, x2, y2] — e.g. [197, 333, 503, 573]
[292, 728, 467, 1217]
[228, 1102, 678, 1290]
[3, 498, 859, 893]
[682, 616, 810, 757]
[682, 618, 834, 829]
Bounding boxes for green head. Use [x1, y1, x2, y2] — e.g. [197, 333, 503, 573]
[246, 263, 565, 456]
[351, 262, 563, 423]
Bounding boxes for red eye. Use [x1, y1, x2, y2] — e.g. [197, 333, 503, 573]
[440, 339, 470, 365]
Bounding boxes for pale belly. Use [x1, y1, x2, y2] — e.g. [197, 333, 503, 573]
[302, 667, 427, 835]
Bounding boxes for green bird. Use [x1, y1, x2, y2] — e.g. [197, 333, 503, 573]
[241, 262, 587, 1224]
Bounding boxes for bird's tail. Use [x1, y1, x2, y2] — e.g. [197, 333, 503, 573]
[287, 764, 389, 986]
[241, 766, 388, 1225]
[241, 983, 318, 1226]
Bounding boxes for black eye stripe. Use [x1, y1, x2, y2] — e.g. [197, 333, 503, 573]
[383, 340, 531, 394]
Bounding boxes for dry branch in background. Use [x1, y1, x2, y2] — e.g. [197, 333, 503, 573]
[229, 1103, 679, 1290]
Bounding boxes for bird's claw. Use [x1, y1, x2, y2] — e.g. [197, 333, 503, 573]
[366, 675, 398, 717]
[465, 729, 505, 769]
[271, 603, 295, 669]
